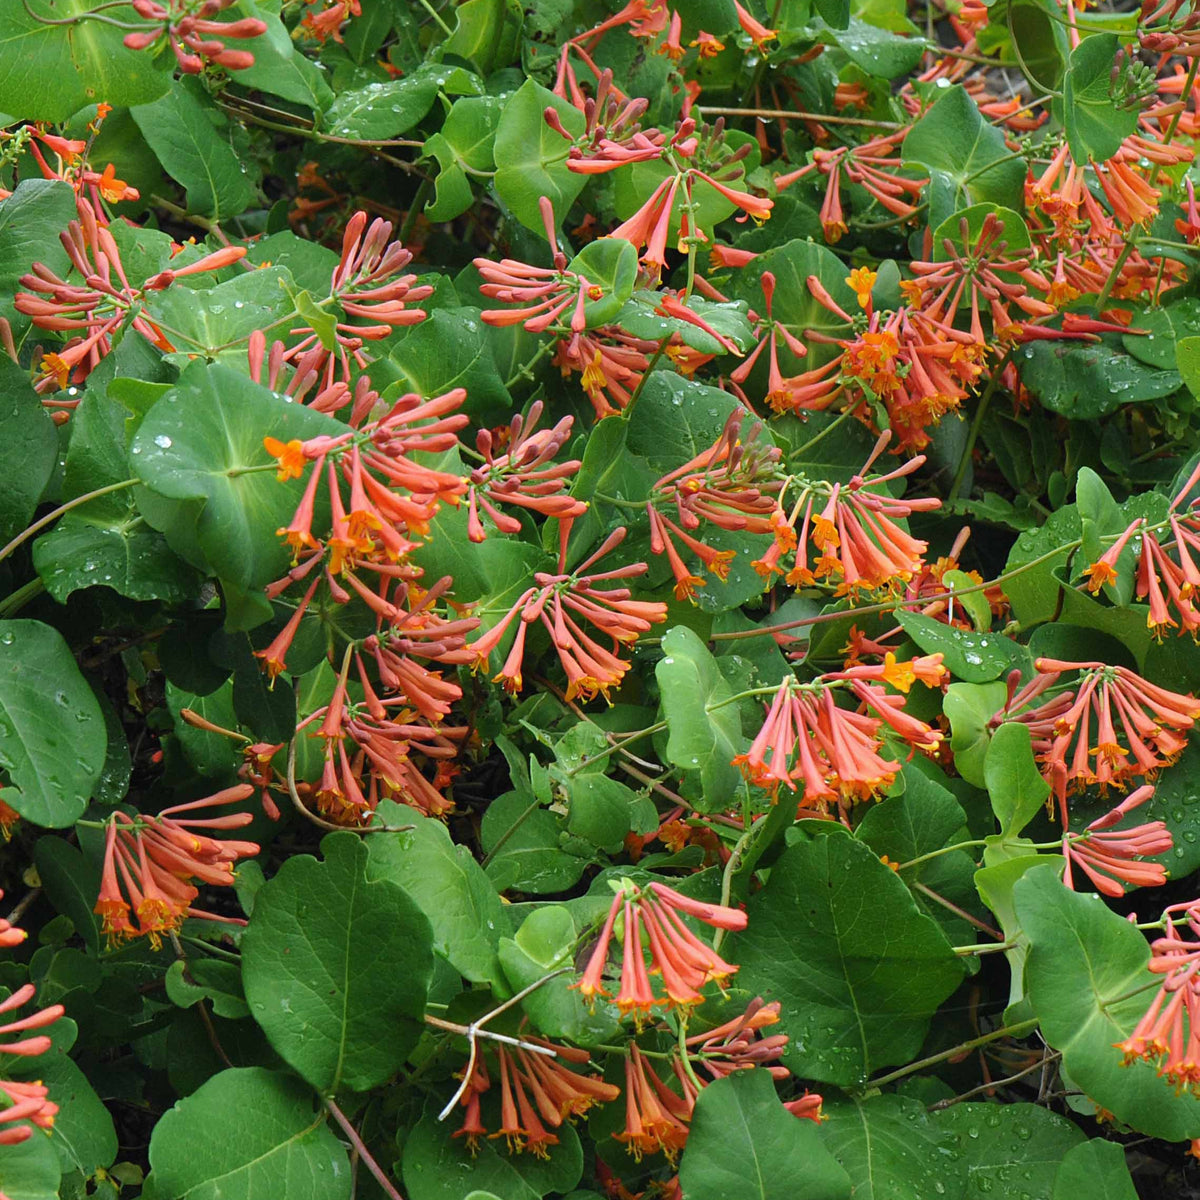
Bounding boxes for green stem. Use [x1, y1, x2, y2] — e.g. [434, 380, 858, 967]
[480, 795, 543, 867]
[503, 340, 555, 390]
[949, 350, 1010, 501]
[0, 479, 141, 566]
[788, 409, 852, 460]
[0, 578, 44, 618]
[566, 722, 668, 777]
[1096, 237, 1136, 313]
[621, 336, 670, 421]
[399, 178, 432, 245]
[897, 841, 988, 871]
[865, 1018, 1040, 1090]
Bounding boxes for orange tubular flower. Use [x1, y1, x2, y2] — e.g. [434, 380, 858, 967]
[1062, 784, 1172, 897]
[734, 665, 944, 811]
[574, 880, 746, 1016]
[996, 661, 1200, 820]
[757, 432, 940, 594]
[123, 0, 266, 73]
[93, 785, 260, 946]
[1115, 897, 1200, 1093]
[470, 521, 666, 702]
[616, 1045, 691, 1161]
[466, 402, 587, 541]
[647, 410, 783, 599]
[0, 980, 64, 1147]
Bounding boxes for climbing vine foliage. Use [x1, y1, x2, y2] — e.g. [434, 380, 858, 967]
[3, 0, 1200, 1197]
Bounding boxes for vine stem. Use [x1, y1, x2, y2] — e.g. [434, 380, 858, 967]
[695, 105, 901, 130]
[0, 478, 141, 566]
[325, 1098, 405, 1200]
[865, 1018, 1040, 1089]
[707, 537, 1084, 644]
[434, 968, 573, 1121]
[948, 350, 1010, 501]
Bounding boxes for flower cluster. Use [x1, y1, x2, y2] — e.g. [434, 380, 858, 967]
[734, 656, 946, 811]
[122, 0, 266, 73]
[575, 880, 747, 1017]
[470, 521, 667, 701]
[995, 661, 1200, 819]
[93, 785, 260, 946]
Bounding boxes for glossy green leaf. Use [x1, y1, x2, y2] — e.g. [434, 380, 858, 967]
[1014, 864, 1200, 1140]
[0, 0, 170, 121]
[242, 832, 433, 1092]
[442, 0, 523, 74]
[132, 80, 258, 220]
[0, 360, 57, 545]
[931, 1101, 1085, 1199]
[1062, 35, 1137, 164]
[402, 1110, 582, 1200]
[146, 1067, 351, 1200]
[895, 610, 1025, 682]
[34, 393, 196, 604]
[984, 722, 1050, 837]
[366, 806, 511, 989]
[494, 79, 587, 234]
[943, 681, 1006, 788]
[731, 827, 965, 1085]
[0, 620, 106, 828]
[902, 86, 1025, 223]
[325, 62, 446, 139]
[131, 363, 342, 591]
[655, 625, 749, 811]
[817, 1093, 964, 1200]
[1052, 1139, 1138, 1200]
[679, 1069, 851, 1200]
[0, 1122, 60, 1200]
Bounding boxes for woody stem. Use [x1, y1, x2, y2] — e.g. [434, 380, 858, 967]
[325, 1098, 404, 1200]
[865, 1018, 1040, 1090]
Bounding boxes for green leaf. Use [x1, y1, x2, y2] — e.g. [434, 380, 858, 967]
[679, 1069, 851, 1200]
[817, 1093, 964, 1200]
[481, 790, 587, 895]
[730, 238, 856, 372]
[366, 806, 511, 988]
[823, 20, 926, 79]
[902, 86, 1025, 223]
[1063, 35, 1138, 164]
[402, 1110, 582, 1200]
[1003, 504, 1082, 626]
[0, 0, 170, 122]
[151, 267, 298, 364]
[1014, 864, 1200, 1140]
[131, 363, 342, 592]
[655, 625, 749, 811]
[497, 906, 619, 1045]
[325, 61, 450, 139]
[1178, 333, 1200, 398]
[895, 610, 1026, 682]
[565, 239, 638, 327]
[731, 827, 965, 1085]
[494, 79, 587, 235]
[386, 309, 512, 424]
[930, 1101, 1085, 1199]
[9, 1035, 117, 1176]
[442, 0, 523, 74]
[0, 620, 106, 828]
[222, 7, 334, 112]
[165, 958, 249, 1021]
[1052, 1140, 1138, 1200]
[1013, 335, 1181, 419]
[242, 832, 433, 1092]
[0, 180, 77, 303]
[0, 360, 57, 544]
[34, 838, 100, 953]
[943, 681, 1006, 788]
[984, 722, 1050, 837]
[146, 1067, 351, 1200]
[33, 393, 196, 604]
[0, 1123, 60, 1200]
[132, 79, 257, 220]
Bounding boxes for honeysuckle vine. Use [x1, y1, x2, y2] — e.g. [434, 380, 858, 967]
[5, 0, 1200, 1197]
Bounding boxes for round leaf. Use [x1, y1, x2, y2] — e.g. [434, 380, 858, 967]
[242, 832, 434, 1093]
[147, 1067, 351, 1200]
[0, 620, 106, 828]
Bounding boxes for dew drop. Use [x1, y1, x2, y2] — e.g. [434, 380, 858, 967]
[153, 434, 173, 449]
